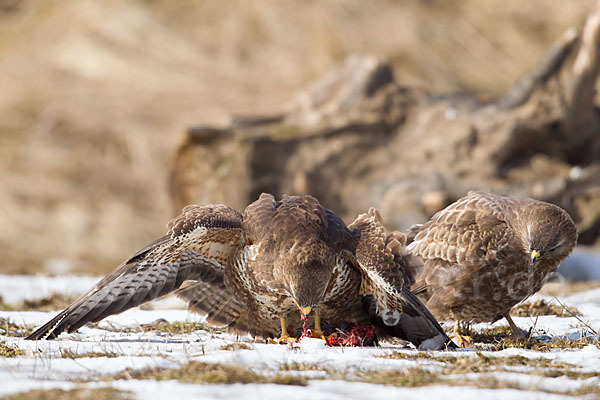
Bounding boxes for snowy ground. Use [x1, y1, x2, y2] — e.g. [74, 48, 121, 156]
[1, 274, 599, 399]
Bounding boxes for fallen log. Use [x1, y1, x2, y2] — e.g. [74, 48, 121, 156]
[169, 4, 600, 245]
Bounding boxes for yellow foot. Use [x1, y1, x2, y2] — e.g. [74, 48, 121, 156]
[279, 335, 297, 344]
[266, 336, 297, 344]
[311, 329, 326, 341]
[449, 332, 472, 348]
[273, 317, 298, 344]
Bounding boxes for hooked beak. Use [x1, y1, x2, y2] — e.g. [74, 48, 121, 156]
[530, 249, 541, 266]
[291, 296, 312, 320]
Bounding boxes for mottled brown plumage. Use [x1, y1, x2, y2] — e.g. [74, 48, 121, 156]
[408, 191, 577, 334]
[27, 193, 452, 349]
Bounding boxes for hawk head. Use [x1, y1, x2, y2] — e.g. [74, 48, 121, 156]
[276, 254, 336, 318]
[523, 203, 577, 267]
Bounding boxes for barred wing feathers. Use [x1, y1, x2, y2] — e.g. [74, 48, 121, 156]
[26, 204, 244, 340]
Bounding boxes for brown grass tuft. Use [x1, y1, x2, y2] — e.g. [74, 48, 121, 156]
[220, 343, 252, 351]
[468, 325, 600, 351]
[0, 293, 75, 312]
[279, 362, 327, 371]
[0, 388, 131, 400]
[60, 349, 121, 359]
[110, 361, 307, 386]
[359, 369, 438, 387]
[0, 319, 34, 338]
[0, 341, 24, 358]
[137, 321, 212, 335]
[91, 320, 217, 335]
[511, 299, 580, 317]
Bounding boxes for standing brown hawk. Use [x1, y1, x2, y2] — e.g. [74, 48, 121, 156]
[408, 191, 577, 344]
[27, 193, 453, 350]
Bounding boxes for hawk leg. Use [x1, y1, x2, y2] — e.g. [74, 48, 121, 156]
[504, 313, 528, 339]
[311, 313, 326, 340]
[449, 315, 472, 347]
[277, 317, 296, 343]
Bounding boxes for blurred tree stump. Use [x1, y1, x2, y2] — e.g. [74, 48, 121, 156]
[169, 6, 600, 245]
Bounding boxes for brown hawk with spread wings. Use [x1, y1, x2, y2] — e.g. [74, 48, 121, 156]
[408, 191, 577, 344]
[27, 193, 453, 350]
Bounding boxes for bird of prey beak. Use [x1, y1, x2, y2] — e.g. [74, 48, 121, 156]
[530, 249, 541, 266]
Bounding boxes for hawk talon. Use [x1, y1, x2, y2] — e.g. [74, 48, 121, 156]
[311, 329, 326, 340]
[450, 316, 472, 348]
[266, 336, 297, 344]
[279, 335, 297, 344]
[449, 332, 472, 348]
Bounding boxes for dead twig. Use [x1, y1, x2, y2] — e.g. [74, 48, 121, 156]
[554, 297, 598, 336]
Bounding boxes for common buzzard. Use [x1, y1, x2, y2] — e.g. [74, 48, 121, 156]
[27, 193, 453, 350]
[408, 191, 577, 343]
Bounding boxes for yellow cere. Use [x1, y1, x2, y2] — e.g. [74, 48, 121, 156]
[531, 250, 541, 259]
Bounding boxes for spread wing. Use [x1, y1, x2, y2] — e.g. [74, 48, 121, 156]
[407, 191, 510, 297]
[347, 208, 454, 350]
[26, 204, 244, 340]
[174, 280, 247, 333]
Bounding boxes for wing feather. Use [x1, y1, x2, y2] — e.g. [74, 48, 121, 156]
[347, 208, 454, 350]
[408, 192, 513, 303]
[407, 191, 508, 265]
[26, 204, 244, 340]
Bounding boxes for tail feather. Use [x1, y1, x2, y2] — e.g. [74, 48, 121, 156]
[364, 289, 455, 350]
[175, 282, 243, 329]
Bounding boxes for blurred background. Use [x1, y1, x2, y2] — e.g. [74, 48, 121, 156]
[0, 0, 597, 275]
